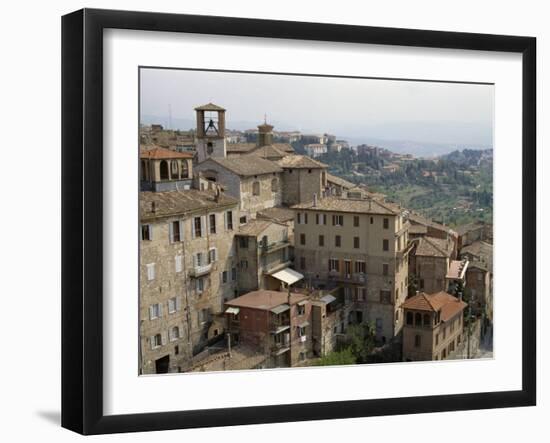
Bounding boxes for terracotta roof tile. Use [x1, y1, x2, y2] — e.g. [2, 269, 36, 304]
[291, 196, 400, 215]
[140, 146, 194, 160]
[402, 291, 467, 322]
[277, 154, 327, 169]
[226, 290, 308, 310]
[203, 155, 283, 176]
[194, 102, 226, 111]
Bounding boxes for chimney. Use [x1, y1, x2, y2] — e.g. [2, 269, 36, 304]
[313, 193, 318, 207]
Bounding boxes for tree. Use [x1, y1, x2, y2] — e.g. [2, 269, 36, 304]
[313, 348, 356, 366]
[343, 322, 376, 363]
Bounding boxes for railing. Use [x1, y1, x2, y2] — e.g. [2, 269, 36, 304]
[328, 272, 367, 284]
[189, 263, 213, 278]
[259, 240, 290, 254]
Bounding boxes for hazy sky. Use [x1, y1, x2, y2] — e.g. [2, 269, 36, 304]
[140, 68, 494, 148]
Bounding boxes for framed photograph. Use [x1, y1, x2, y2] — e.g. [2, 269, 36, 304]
[61, 8, 536, 435]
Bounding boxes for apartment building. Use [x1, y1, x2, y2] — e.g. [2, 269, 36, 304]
[224, 290, 313, 367]
[139, 188, 240, 374]
[292, 196, 411, 341]
[402, 291, 467, 361]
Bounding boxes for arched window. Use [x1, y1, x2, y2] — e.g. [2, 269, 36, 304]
[406, 311, 413, 325]
[252, 181, 260, 196]
[159, 160, 169, 180]
[271, 178, 278, 192]
[181, 160, 189, 178]
[415, 312, 422, 326]
[423, 313, 431, 327]
[170, 160, 179, 179]
[140, 160, 147, 181]
[207, 142, 214, 155]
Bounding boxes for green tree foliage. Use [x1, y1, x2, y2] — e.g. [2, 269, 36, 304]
[313, 348, 356, 366]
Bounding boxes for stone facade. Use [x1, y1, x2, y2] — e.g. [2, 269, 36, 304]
[281, 167, 325, 206]
[292, 198, 410, 341]
[139, 190, 240, 374]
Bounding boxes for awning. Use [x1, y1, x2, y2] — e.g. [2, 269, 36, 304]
[320, 294, 337, 304]
[270, 304, 290, 314]
[271, 268, 304, 286]
[224, 307, 240, 315]
[274, 347, 290, 355]
[297, 300, 308, 306]
[298, 321, 310, 328]
[271, 325, 290, 334]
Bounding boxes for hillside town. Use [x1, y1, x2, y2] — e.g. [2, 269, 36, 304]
[139, 103, 493, 374]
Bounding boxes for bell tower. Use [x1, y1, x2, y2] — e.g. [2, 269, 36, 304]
[195, 103, 227, 163]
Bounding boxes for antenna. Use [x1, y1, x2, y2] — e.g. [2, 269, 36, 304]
[264, 113, 267, 124]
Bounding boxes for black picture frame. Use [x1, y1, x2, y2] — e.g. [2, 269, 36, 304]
[61, 8, 536, 435]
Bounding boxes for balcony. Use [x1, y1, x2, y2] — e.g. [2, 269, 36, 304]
[259, 239, 290, 255]
[328, 271, 367, 284]
[189, 263, 213, 278]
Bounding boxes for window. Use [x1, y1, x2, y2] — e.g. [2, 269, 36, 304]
[353, 216, 360, 227]
[414, 334, 421, 348]
[406, 311, 413, 325]
[271, 178, 278, 192]
[252, 181, 260, 196]
[168, 297, 177, 314]
[149, 303, 161, 320]
[226, 211, 233, 230]
[328, 258, 340, 272]
[370, 216, 374, 224]
[315, 213, 319, 225]
[146, 263, 155, 281]
[181, 160, 189, 178]
[382, 263, 389, 276]
[297, 213, 301, 224]
[318, 235, 325, 247]
[170, 160, 179, 178]
[231, 267, 237, 281]
[209, 214, 216, 234]
[320, 214, 327, 225]
[297, 304, 306, 315]
[356, 287, 366, 301]
[379, 290, 391, 304]
[423, 314, 431, 327]
[298, 326, 307, 336]
[353, 237, 360, 249]
[194, 252, 204, 267]
[239, 236, 249, 248]
[152, 333, 162, 349]
[240, 260, 248, 269]
[141, 224, 152, 241]
[300, 256, 306, 270]
[383, 239, 389, 251]
[436, 333, 440, 346]
[159, 160, 169, 180]
[208, 248, 217, 263]
[332, 214, 344, 226]
[240, 215, 247, 224]
[175, 255, 182, 273]
[170, 326, 180, 342]
[383, 218, 389, 229]
[335, 235, 341, 247]
[196, 278, 204, 294]
[300, 233, 306, 245]
[193, 217, 202, 238]
[199, 308, 210, 324]
[355, 261, 366, 274]
[415, 312, 422, 326]
[222, 271, 228, 284]
[170, 220, 182, 242]
[207, 142, 214, 154]
[304, 213, 308, 224]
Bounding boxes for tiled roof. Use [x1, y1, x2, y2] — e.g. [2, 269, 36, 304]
[402, 291, 467, 321]
[257, 206, 295, 223]
[205, 155, 283, 176]
[455, 222, 486, 236]
[460, 241, 493, 270]
[326, 173, 355, 189]
[446, 259, 468, 279]
[140, 146, 194, 160]
[250, 144, 288, 160]
[291, 196, 400, 215]
[272, 143, 295, 153]
[226, 290, 308, 310]
[194, 102, 225, 111]
[236, 219, 275, 237]
[415, 236, 453, 258]
[140, 189, 237, 221]
[277, 154, 327, 169]
[409, 224, 428, 235]
[226, 143, 256, 153]
[408, 212, 456, 236]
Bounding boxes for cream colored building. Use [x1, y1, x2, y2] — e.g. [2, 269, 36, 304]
[139, 188, 240, 374]
[291, 196, 411, 341]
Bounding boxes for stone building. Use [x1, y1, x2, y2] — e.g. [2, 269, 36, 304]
[139, 188, 240, 374]
[291, 196, 411, 342]
[235, 219, 292, 293]
[140, 146, 193, 192]
[195, 102, 227, 163]
[224, 290, 313, 367]
[304, 143, 328, 158]
[402, 291, 467, 361]
[325, 173, 356, 197]
[409, 236, 455, 294]
[465, 261, 492, 321]
[407, 212, 458, 257]
[456, 222, 493, 250]
[277, 155, 328, 206]
[194, 155, 283, 220]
